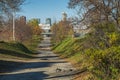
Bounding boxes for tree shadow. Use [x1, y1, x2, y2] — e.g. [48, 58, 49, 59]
[38, 55, 66, 61]
[45, 72, 73, 79]
[0, 71, 48, 80]
[0, 49, 36, 58]
[34, 51, 66, 60]
[39, 55, 58, 58]
[46, 69, 87, 79]
[0, 60, 66, 73]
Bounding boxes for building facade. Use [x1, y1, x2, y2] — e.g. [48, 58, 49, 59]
[46, 18, 51, 26]
[39, 18, 52, 37]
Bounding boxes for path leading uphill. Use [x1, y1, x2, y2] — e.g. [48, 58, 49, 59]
[0, 37, 77, 80]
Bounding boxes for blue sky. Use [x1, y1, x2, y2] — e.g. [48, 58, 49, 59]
[18, 0, 76, 23]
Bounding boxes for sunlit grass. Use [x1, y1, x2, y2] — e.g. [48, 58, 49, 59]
[23, 35, 42, 52]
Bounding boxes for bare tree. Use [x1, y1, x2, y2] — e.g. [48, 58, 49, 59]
[0, 0, 25, 14]
[0, 0, 25, 41]
[68, 0, 120, 28]
[15, 17, 32, 42]
[111, 0, 120, 29]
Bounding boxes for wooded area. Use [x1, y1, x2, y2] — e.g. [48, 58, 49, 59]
[0, 0, 42, 42]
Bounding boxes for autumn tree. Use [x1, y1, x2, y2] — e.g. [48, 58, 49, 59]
[68, 0, 120, 28]
[0, 0, 25, 25]
[0, 16, 32, 42]
[51, 20, 73, 43]
[68, 0, 120, 79]
[0, 0, 25, 41]
[68, 0, 120, 49]
[15, 17, 32, 42]
[28, 19, 42, 35]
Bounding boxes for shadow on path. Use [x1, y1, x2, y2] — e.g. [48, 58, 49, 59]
[0, 71, 48, 80]
[0, 60, 66, 73]
[0, 37, 76, 80]
[0, 49, 35, 59]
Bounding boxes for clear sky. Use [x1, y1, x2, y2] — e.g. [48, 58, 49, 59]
[18, 0, 76, 23]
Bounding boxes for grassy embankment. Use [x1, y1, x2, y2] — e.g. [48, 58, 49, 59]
[23, 35, 42, 52]
[52, 23, 120, 80]
[0, 35, 42, 73]
[0, 35, 42, 60]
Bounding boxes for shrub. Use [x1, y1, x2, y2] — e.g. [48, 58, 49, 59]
[85, 47, 120, 80]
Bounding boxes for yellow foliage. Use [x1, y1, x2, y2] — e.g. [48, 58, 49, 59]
[33, 26, 42, 35]
[51, 20, 73, 43]
[108, 32, 119, 45]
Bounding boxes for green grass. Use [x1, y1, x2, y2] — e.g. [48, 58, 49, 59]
[52, 37, 84, 57]
[0, 35, 42, 73]
[0, 35, 42, 59]
[52, 37, 120, 80]
[53, 38, 73, 53]
[0, 41, 32, 54]
[23, 35, 42, 52]
[0, 41, 34, 58]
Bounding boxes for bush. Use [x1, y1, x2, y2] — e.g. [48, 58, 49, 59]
[85, 46, 120, 80]
[52, 22, 120, 80]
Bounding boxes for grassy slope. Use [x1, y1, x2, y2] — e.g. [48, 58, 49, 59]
[52, 37, 120, 80]
[23, 35, 42, 52]
[0, 41, 34, 59]
[0, 41, 32, 53]
[0, 35, 42, 59]
[0, 35, 42, 73]
[0, 41, 34, 73]
[52, 38, 84, 65]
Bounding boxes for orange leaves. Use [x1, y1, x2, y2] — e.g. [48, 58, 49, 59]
[32, 26, 42, 35]
[27, 19, 42, 35]
[51, 20, 73, 43]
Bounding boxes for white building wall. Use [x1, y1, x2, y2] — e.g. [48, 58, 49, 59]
[39, 24, 51, 30]
[39, 23, 52, 37]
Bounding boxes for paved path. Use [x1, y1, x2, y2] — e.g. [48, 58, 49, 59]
[0, 37, 76, 80]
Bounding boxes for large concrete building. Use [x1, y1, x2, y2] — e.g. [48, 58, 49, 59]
[39, 18, 52, 37]
[37, 18, 41, 24]
[46, 18, 51, 26]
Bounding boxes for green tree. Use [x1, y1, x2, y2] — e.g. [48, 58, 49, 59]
[28, 19, 39, 27]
